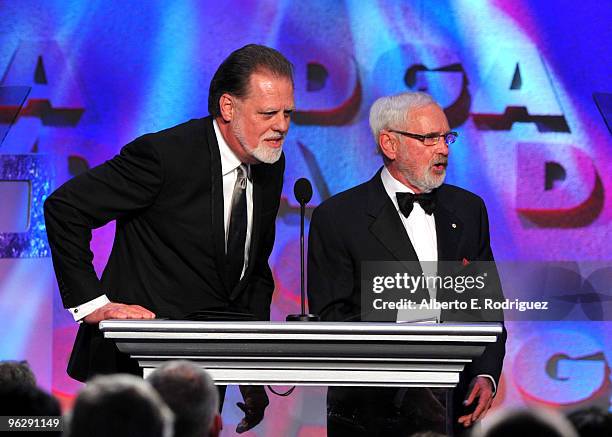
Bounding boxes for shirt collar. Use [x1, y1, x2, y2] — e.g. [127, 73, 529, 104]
[213, 119, 243, 177]
[381, 166, 416, 208]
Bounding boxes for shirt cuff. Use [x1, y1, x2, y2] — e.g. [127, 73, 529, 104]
[477, 374, 497, 395]
[68, 295, 110, 322]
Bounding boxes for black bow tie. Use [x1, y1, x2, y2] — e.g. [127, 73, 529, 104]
[396, 191, 436, 217]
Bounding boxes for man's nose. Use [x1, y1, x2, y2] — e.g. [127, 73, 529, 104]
[273, 112, 290, 133]
[434, 138, 449, 156]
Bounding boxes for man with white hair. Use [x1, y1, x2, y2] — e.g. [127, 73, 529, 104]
[308, 92, 506, 436]
[67, 374, 174, 437]
[149, 361, 222, 437]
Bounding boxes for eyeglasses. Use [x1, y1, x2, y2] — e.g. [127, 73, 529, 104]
[388, 129, 458, 146]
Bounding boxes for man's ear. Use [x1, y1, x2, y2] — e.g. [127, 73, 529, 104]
[219, 94, 234, 122]
[379, 131, 397, 161]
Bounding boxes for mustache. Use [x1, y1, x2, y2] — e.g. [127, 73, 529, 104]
[264, 132, 286, 141]
[431, 157, 448, 166]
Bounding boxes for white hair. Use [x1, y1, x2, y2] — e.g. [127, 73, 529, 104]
[148, 360, 219, 437]
[369, 91, 437, 146]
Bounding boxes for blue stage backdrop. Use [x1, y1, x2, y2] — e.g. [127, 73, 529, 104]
[0, 1, 610, 435]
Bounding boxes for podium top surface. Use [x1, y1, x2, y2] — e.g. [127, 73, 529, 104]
[99, 320, 502, 337]
[99, 321, 503, 385]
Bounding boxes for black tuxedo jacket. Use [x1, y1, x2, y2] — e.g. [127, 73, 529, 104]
[44, 116, 284, 381]
[307, 169, 506, 393]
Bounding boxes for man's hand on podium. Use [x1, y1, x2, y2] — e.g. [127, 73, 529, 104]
[84, 302, 156, 324]
[236, 385, 270, 433]
[458, 376, 494, 428]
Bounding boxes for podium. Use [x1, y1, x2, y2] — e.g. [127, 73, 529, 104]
[99, 320, 502, 387]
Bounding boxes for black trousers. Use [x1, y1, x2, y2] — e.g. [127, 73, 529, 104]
[217, 385, 227, 412]
[326, 387, 447, 437]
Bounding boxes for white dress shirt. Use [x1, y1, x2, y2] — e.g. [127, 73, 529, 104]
[380, 167, 440, 322]
[215, 119, 253, 279]
[381, 166, 497, 392]
[68, 120, 253, 321]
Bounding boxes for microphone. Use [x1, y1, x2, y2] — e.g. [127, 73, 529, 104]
[293, 177, 313, 205]
[287, 178, 319, 322]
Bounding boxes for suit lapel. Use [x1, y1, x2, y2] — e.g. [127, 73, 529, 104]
[434, 200, 462, 262]
[366, 171, 433, 313]
[204, 118, 230, 295]
[366, 172, 421, 274]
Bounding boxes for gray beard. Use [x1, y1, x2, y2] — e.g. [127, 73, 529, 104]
[249, 142, 282, 164]
[232, 124, 283, 164]
[411, 169, 445, 192]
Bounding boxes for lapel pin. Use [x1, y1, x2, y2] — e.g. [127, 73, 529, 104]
[452, 223, 457, 228]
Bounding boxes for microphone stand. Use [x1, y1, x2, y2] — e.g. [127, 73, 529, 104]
[287, 182, 319, 322]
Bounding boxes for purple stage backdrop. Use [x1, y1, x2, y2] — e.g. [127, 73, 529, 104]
[0, 1, 610, 435]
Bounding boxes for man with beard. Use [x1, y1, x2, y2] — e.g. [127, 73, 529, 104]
[308, 92, 506, 436]
[44, 44, 294, 432]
